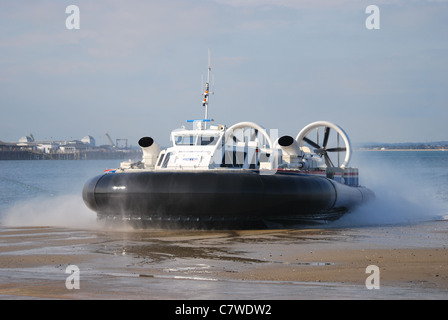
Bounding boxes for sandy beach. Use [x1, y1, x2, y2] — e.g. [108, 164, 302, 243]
[0, 220, 447, 300]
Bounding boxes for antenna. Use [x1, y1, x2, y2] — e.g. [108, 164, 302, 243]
[202, 49, 213, 127]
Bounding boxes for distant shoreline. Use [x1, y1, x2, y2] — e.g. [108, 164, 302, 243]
[358, 148, 447, 152]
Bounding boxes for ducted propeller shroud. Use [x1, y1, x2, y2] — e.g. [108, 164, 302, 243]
[296, 121, 352, 169]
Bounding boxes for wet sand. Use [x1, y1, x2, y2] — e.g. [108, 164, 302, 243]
[0, 221, 447, 300]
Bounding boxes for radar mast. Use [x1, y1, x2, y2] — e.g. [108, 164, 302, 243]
[202, 49, 213, 129]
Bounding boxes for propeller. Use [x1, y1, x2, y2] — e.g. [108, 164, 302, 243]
[296, 121, 352, 169]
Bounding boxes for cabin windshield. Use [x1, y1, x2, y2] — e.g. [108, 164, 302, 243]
[174, 135, 195, 146]
[173, 133, 220, 146]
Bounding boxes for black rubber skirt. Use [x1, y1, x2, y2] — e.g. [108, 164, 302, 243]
[82, 170, 372, 228]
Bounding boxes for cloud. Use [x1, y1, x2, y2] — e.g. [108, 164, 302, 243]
[1, 1, 216, 77]
[1, 0, 448, 144]
[215, 0, 382, 9]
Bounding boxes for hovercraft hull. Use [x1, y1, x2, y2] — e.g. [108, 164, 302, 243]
[82, 170, 373, 228]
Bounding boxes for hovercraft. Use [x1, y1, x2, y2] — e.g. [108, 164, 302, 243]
[82, 60, 374, 229]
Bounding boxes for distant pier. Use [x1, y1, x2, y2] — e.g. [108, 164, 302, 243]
[0, 135, 142, 161]
[0, 148, 141, 160]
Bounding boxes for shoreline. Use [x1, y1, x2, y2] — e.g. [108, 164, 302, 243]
[0, 221, 447, 299]
[358, 149, 447, 152]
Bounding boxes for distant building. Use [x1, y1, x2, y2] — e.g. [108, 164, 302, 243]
[18, 136, 34, 143]
[36, 143, 59, 154]
[58, 140, 91, 153]
[81, 135, 96, 146]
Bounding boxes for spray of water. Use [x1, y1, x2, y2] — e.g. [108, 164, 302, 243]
[333, 153, 448, 228]
[0, 194, 101, 229]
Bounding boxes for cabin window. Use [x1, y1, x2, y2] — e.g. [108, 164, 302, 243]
[156, 153, 165, 167]
[174, 135, 195, 146]
[200, 136, 218, 146]
[162, 152, 171, 168]
[174, 134, 220, 146]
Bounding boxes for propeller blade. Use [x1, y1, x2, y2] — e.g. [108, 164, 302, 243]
[250, 129, 258, 141]
[323, 153, 334, 167]
[303, 137, 321, 149]
[322, 127, 330, 149]
[326, 147, 346, 152]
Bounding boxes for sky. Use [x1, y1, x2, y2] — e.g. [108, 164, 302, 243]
[0, 0, 447, 147]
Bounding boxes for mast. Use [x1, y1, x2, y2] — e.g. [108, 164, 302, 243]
[202, 50, 212, 129]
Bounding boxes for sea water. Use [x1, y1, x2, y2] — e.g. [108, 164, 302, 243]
[0, 159, 121, 227]
[0, 152, 447, 227]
